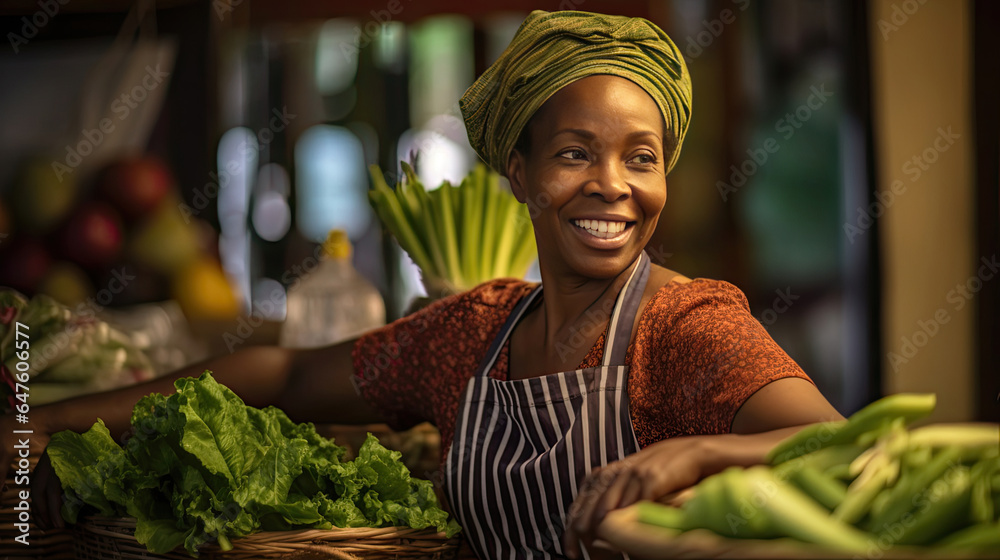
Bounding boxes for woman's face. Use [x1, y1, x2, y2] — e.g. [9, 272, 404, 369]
[507, 75, 667, 281]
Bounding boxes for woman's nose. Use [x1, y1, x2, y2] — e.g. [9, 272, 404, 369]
[583, 160, 630, 202]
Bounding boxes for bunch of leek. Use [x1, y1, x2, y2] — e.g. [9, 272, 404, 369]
[368, 163, 537, 295]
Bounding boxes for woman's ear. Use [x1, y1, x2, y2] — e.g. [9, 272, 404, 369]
[506, 150, 527, 203]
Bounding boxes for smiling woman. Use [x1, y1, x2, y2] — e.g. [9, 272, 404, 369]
[356, 10, 843, 560]
[3, 8, 845, 560]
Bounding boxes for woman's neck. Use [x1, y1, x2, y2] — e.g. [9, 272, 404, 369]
[534, 256, 639, 352]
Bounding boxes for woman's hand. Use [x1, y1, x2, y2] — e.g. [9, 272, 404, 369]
[563, 434, 718, 558]
[563, 378, 845, 557]
[563, 425, 814, 559]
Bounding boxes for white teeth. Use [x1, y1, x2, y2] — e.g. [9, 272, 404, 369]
[572, 219, 628, 239]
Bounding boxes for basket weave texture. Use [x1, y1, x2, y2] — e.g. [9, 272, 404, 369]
[73, 515, 461, 560]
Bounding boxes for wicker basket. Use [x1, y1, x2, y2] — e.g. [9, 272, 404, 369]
[73, 515, 461, 560]
[1, 453, 76, 560]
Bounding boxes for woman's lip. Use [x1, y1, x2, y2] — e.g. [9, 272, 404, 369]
[572, 214, 635, 222]
[570, 220, 634, 249]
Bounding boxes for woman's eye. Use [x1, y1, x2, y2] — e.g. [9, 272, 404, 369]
[630, 153, 657, 165]
[559, 149, 587, 160]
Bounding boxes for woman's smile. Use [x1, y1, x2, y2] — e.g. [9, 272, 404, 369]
[571, 218, 635, 247]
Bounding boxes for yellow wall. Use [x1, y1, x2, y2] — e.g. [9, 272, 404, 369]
[869, 0, 974, 421]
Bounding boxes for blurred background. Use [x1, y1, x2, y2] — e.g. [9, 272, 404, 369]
[0, 0, 995, 423]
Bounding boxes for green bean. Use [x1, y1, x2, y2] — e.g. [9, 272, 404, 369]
[679, 467, 737, 537]
[825, 393, 936, 448]
[767, 421, 846, 465]
[824, 463, 853, 481]
[907, 423, 1000, 450]
[789, 464, 848, 511]
[745, 467, 870, 552]
[832, 456, 895, 525]
[892, 466, 973, 546]
[768, 394, 935, 465]
[867, 445, 963, 531]
[867, 488, 893, 526]
[936, 521, 1000, 550]
[970, 455, 999, 524]
[636, 502, 687, 531]
[719, 466, 775, 539]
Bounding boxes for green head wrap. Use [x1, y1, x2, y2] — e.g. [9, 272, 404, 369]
[460, 10, 693, 175]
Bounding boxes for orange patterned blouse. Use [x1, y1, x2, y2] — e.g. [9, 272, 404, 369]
[351, 278, 812, 464]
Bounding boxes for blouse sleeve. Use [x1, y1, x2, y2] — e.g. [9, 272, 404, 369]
[350, 279, 531, 432]
[630, 279, 814, 445]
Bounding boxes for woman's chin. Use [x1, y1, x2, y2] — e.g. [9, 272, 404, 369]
[561, 250, 645, 280]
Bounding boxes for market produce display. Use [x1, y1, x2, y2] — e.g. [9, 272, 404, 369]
[0, 289, 154, 413]
[368, 163, 537, 294]
[47, 372, 461, 557]
[636, 394, 1000, 554]
[0, 155, 238, 319]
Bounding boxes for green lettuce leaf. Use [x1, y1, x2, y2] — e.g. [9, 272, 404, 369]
[47, 419, 125, 523]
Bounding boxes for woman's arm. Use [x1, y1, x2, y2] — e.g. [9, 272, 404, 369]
[1, 337, 382, 528]
[563, 378, 845, 559]
[26, 338, 380, 439]
[731, 377, 844, 434]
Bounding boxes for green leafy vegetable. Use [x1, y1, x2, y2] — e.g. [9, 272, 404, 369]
[0, 289, 154, 411]
[48, 372, 460, 557]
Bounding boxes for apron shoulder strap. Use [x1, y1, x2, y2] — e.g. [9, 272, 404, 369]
[474, 285, 542, 378]
[603, 251, 651, 367]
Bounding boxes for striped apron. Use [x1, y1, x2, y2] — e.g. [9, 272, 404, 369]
[444, 252, 651, 559]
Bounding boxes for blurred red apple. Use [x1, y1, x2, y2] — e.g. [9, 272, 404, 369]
[58, 202, 124, 269]
[98, 156, 173, 222]
[0, 237, 51, 293]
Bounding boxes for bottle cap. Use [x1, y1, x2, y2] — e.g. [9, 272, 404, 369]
[322, 230, 352, 260]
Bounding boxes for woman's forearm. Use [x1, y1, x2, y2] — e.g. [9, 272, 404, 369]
[34, 344, 297, 439]
[702, 425, 811, 476]
[33, 336, 384, 440]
